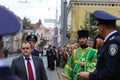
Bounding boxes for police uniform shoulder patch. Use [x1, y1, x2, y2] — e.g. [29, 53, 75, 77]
[109, 44, 118, 56]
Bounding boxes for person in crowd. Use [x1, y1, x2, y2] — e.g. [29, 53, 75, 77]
[46, 45, 51, 68]
[61, 30, 98, 80]
[0, 5, 21, 80]
[26, 34, 40, 57]
[3, 47, 8, 58]
[48, 46, 57, 71]
[58, 47, 65, 68]
[59, 47, 69, 68]
[55, 46, 60, 67]
[93, 34, 104, 50]
[39, 47, 43, 56]
[67, 47, 73, 57]
[11, 41, 48, 80]
[77, 10, 120, 80]
[71, 41, 80, 50]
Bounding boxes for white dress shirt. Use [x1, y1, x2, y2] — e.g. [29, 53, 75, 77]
[23, 55, 36, 80]
[104, 30, 117, 42]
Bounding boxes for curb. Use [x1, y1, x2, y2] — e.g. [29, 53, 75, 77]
[56, 67, 66, 80]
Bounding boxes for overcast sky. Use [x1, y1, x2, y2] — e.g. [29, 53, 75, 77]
[0, 0, 61, 27]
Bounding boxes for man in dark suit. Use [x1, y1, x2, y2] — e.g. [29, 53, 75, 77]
[11, 41, 48, 80]
[26, 35, 40, 57]
[0, 5, 21, 80]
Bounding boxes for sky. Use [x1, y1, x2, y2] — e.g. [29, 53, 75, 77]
[0, 0, 61, 28]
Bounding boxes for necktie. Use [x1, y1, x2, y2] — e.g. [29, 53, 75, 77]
[26, 58, 34, 80]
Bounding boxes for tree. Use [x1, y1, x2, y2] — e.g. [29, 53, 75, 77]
[38, 39, 49, 47]
[116, 25, 120, 32]
[22, 17, 33, 29]
[81, 11, 98, 39]
[81, 11, 120, 41]
[22, 17, 34, 41]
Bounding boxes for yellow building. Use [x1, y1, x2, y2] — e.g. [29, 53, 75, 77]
[67, 0, 120, 44]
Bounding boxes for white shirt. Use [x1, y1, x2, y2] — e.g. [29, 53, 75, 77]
[0, 60, 4, 67]
[23, 55, 36, 80]
[104, 30, 117, 42]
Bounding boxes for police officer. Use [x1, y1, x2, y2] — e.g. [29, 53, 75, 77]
[0, 5, 21, 80]
[77, 10, 120, 80]
[26, 34, 40, 57]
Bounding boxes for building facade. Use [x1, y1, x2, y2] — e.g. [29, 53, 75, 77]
[67, 0, 120, 44]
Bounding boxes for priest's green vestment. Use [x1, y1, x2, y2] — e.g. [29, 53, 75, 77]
[61, 47, 98, 80]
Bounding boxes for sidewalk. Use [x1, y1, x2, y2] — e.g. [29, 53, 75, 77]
[8, 53, 20, 57]
[2, 53, 20, 59]
[56, 67, 66, 80]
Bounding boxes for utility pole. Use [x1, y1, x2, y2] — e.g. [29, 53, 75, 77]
[18, 0, 30, 3]
[60, 0, 67, 47]
[53, 0, 58, 47]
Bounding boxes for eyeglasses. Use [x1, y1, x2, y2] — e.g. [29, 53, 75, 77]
[22, 47, 30, 50]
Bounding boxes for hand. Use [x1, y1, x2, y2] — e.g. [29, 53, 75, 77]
[80, 62, 84, 67]
[96, 38, 103, 49]
[77, 72, 89, 80]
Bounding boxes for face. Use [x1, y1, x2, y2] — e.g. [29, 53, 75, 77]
[21, 42, 32, 57]
[98, 24, 104, 38]
[28, 41, 36, 48]
[96, 38, 104, 49]
[78, 37, 88, 46]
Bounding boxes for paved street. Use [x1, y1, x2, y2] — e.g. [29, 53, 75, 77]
[0, 54, 63, 80]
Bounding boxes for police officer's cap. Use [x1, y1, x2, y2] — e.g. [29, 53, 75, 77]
[77, 30, 89, 39]
[0, 6, 21, 36]
[26, 35, 38, 42]
[93, 10, 120, 26]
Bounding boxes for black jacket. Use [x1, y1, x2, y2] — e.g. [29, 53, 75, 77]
[11, 56, 48, 80]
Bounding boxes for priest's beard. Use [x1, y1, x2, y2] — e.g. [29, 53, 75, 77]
[80, 44, 88, 49]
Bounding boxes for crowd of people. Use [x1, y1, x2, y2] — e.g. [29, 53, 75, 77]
[61, 10, 120, 80]
[9, 29, 103, 80]
[46, 45, 77, 70]
[45, 30, 104, 73]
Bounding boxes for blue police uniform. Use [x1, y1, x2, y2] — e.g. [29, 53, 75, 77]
[89, 10, 120, 80]
[0, 6, 21, 36]
[26, 35, 40, 57]
[31, 49, 40, 57]
[0, 6, 21, 80]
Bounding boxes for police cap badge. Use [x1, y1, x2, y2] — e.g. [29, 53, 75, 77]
[26, 35, 38, 42]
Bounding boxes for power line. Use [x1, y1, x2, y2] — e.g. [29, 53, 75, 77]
[18, 0, 30, 3]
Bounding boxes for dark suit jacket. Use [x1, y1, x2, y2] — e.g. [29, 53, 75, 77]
[11, 56, 48, 80]
[31, 49, 39, 57]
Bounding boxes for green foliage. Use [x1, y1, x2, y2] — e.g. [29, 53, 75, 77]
[80, 12, 120, 40]
[22, 17, 33, 29]
[81, 11, 98, 39]
[38, 39, 49, 47]
[22, 33, 28, 41]
[89, 13, 96, 26]
[116, 25, 120, 32]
